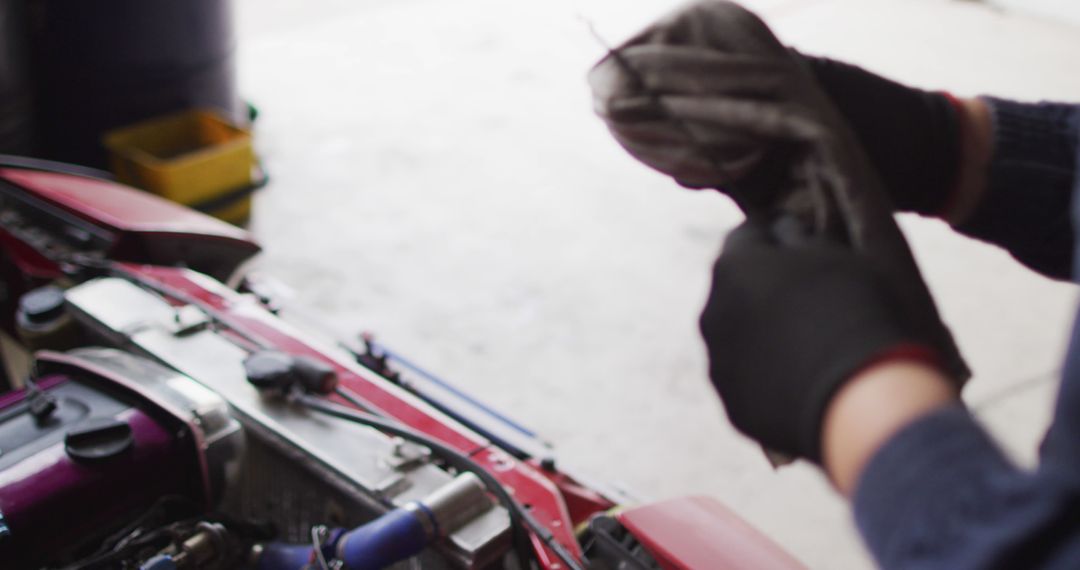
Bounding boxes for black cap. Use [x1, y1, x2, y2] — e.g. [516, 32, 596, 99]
[65, 418, 134, 462]
[244, 350, 297, 392]
[292, 356, 338, 395]
[244, 350, 339, 395]
[18, 286, 66, 325]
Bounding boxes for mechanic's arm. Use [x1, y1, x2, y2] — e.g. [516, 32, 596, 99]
[823, 89, 1080, 566]
[808, 59, 1078, 279]
[955, 95, 1078, 278]
[937, 97, 990, 226]
[704, 224, 1080, 569]
[823, 358, 1080, 569]
[819, 92, 984, 494]
[822, 359, 956, 496]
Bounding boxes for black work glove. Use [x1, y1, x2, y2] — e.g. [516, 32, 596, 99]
[589, 0, 970, 383]
[700, 219, 946, 463]
[587, 5, 961, 217]
[587, 1, 833, 213]
[805, 57, 961, 216]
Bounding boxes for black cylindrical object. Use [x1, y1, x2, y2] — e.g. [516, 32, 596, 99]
[30, 0, 244, 168]
[0, 0, 36, 155]
[15, 285, 78, 351]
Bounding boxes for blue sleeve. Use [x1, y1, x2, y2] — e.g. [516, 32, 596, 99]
[853, 405, 1080, 569]
[954, 98, 1078, 279]
[854, 100, 1080, 570]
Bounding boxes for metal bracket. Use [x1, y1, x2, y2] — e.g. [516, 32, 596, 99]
[384, 437, 432, 471]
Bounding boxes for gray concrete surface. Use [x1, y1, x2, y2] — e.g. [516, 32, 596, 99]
[236, 0, 1080, 567]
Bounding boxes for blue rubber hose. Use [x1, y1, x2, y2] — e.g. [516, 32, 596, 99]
[256, 507, 430, 570]
[255, 542, 315, 570]
[337, 508, 430, 570]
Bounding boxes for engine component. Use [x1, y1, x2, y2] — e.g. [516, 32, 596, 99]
[291, 394, 585, 570]
[0, 168, 260, 284]
[15, 285, 78, 351]
[244, 350, 338, 395]
[255, 473, 493, 570]
[70, 497, 272, 570]
[63, 416, 134, 461]
[0, 348, 243, 567]
[0, 161, 810, 570]
[581, 515, 660, 570]
[64, 276, 512, 568]
[24, 379, 58, 422]
[138, 522, 237, 570]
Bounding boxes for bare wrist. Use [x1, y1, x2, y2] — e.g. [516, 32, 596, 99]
[822, 359, 958, 496]
[940, 96, 992, 225]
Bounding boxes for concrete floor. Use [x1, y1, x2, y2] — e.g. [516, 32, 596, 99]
[237, 0, 1080, 567]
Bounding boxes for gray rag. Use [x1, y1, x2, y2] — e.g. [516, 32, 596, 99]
[588, 0, 969, 383]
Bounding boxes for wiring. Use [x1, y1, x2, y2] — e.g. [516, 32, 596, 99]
[64, 259, 587, 569]
[291, 393, 586, 570]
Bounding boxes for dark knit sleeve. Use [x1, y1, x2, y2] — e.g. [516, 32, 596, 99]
[854, 405, 1080, 570]
[854, 101, 1080, 569]
[954, 98, 1078, 280]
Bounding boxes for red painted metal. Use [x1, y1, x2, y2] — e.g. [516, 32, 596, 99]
[0, 168, 251, 240]
[529, 532, 568, 570]
[117, 264, 486, 453]
[119, 264, 586, 566]
[0, 167, 599, 567]
[618, 496, 807, 570]
[0, 229, 62, 279]
[469, 446, 583, 560]
[526, 459, 617, 528]
[116, 263, 235, 308]
[0, 169, 260, 281]
[0, 167, 809, 570]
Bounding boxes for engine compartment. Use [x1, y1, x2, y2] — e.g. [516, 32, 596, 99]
[0, 164, 806, 570]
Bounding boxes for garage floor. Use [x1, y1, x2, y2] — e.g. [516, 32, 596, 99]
[237, 0, 1080, 567]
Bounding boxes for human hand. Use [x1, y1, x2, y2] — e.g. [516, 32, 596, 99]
[587, 3, 987, 221]
[590, 0, 971, 386]
[699, 219, 953, 463]
[587, 0, 826, 210]
[805, 57, 988, 219]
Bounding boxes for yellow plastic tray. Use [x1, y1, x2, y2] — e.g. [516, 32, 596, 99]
[103, 109, 255, 224]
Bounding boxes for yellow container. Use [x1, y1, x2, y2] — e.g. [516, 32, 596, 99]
[103, 109, 256, 224]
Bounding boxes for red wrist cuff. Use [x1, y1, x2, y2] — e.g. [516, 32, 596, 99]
[852, 342, 945, 381]
[934, 91, 968, 220]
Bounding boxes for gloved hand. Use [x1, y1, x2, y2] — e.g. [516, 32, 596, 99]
[700, 219, 947, 463]
[589, 0, 970, 384]
[805, 57, 961, 216]
[587, 2, 961, 218]
[587, 0, 827, 212]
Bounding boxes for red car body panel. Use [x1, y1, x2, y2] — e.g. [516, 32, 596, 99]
[619, 496, 808, 570]
[0, 167, 807, 569]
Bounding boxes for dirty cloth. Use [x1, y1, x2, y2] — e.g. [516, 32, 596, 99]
[587, 0, 968, 382]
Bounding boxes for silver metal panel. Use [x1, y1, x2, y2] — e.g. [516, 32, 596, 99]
[64, 277, 510, 568]
[65, 278, 177, 336]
